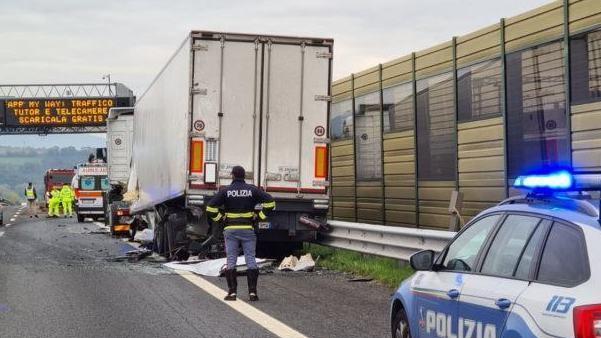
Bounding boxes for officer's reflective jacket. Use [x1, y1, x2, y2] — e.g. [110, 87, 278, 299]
[60, 186, 73, 202]
[50, 189, 61, 202]
[206, 178, 276, 230]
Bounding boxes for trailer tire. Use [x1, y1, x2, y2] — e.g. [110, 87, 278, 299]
[154, 217, 167, 256]
[77, 214, 85, 223]
[165, 212, 190, 261]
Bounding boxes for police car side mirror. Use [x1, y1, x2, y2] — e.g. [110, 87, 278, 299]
[410, 250, 435, 271]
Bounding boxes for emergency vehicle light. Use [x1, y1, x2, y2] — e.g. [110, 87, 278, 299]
[514, 170, 573, 190]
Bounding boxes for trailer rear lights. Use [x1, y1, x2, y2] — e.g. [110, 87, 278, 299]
[116, 209, 130, 216]
[190, 139, 204, 174]
[204, 162, 217, 184]
[113, 225, 130, 232]
[313, 199, 329, 209]
[187, 195, 204, 206]
[314, 146, 328, 179]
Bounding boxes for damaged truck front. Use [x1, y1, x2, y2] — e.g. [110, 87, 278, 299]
[130, 31, 333, 259]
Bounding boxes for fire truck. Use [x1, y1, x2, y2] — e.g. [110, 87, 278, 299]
[43, 169, 76, 210]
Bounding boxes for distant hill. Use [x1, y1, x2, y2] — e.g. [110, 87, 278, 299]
[0, 146, 97, 204]
[0, 134, 106, 149]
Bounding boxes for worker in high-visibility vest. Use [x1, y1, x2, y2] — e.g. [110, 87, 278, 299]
[24, 182, 39, 218]
[47, 187, 61, 218]
[60, 183, 74, 218]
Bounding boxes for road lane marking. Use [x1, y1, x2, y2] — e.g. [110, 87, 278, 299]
[174, 270, 308, 338]
[101, 220, 306, 337]
[0, 231, 4, 237]
[5, 224, 10, 227]
[10, 218, 16, 222]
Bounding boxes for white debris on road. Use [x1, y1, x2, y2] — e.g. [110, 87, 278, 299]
[165, 256, 273, 277]
[133, 229, 154, 242]
[278, 254, 315, 272]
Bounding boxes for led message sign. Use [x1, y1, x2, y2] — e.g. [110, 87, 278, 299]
[2, 97, 130, 127]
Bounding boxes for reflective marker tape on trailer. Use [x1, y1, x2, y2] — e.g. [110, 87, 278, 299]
[314, 146, 328, 179]
[190, 139, 204, 174]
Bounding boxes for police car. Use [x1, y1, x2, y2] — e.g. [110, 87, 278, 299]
[391, 170, 601, 338]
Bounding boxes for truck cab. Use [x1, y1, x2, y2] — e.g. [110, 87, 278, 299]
[105, 107, 135, 235]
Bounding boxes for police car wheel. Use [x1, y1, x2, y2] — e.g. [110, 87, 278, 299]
[392, 308, 411, 338]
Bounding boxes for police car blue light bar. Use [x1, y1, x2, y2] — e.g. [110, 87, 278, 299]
[514, 170, 574, 190]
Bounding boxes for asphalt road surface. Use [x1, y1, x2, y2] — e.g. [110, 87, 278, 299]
[0, 205, 393, 338]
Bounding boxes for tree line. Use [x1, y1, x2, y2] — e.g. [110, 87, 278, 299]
[0, 146, 95, 204]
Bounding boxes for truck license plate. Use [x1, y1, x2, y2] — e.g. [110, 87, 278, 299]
[258, 222, 271, 229]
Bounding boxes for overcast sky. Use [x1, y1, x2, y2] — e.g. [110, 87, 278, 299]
[0, 0, 552, 96]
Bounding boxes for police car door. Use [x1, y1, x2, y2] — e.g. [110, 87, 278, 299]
[457, 214, 549, 338]
[413, 214, 501, 338]
[507, 221, 592, 337]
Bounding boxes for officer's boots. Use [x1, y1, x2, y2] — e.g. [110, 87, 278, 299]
[247, 269, 259, 301]
[224, 269, 237, 301]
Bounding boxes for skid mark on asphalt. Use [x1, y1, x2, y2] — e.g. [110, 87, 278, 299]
[175, 270, 308, 338]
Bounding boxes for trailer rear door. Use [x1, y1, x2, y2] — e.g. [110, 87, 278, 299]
[260, 42, 331, 195]
[191, 37, 262, 188]
[190, 34, 331, 196]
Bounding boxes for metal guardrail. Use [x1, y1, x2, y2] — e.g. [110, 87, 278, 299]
[317, 220, 457, 261]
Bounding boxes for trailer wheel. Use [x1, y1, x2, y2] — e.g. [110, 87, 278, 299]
[154, 217, 166, 256]
[77, 214, 85, 223]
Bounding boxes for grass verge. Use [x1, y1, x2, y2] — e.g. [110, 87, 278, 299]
[302, 243, 414, 289]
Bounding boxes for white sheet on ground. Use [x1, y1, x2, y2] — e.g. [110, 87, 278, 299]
[134, 229, 154, 242]
[164, 256, 271, 277]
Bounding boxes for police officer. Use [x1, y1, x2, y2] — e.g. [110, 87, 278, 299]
[206, 166, 275, 301]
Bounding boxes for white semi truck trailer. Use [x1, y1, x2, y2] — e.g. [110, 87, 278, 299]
[130, 31, 333, 259]
[105, 107, 135, 234]
[106, 107, 134, 186]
